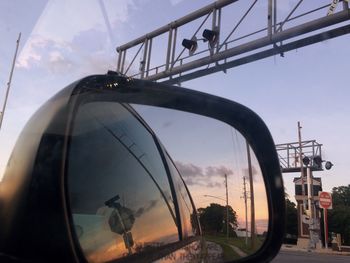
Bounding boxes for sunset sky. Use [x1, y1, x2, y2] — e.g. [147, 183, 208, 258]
[0, 0, 349, 230]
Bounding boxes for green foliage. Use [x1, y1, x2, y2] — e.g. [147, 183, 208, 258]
[285, 198, 298, 237]
[197, 203, 237, 236]
[328, 184, 350, 245]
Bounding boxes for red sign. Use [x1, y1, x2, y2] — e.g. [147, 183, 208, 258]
[319, 191, 332, 209]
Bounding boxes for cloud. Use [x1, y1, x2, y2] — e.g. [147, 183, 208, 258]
[175, 161, 204, 178]
[134, 199, 158, 217]
[206, 165, 234, 177]
[169, 0, 185, 6]
[242, 166, 259, 181]
[16, 28, 116, 76]
[175, 161, 233, 188]
[17, 34, 74, 72]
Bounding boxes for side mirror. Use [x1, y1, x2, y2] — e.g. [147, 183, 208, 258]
[0, 75, 284, 262]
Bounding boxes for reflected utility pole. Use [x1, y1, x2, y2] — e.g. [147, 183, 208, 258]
[246, 140, 256, 249]
[242, 176, 248, 245]
[225, 174, 229, 239]
[0, 33, 21, 130]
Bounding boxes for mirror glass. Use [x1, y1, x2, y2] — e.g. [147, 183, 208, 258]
[67, 101, 269, 263]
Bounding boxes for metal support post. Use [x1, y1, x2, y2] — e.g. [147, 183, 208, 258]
[166, 29, 173, 71]
[121, 50, 127, 74]
[307, 167, 314, 219]
[324, 208, 328, 249]
[146, 39, 152, 77]
[171, 28, 177, 68]
[298, 122, 306, 210]
[273, 0, 277, 32]
[268, 0, 273, 38]
[117, 50, 122, 72]
[140, 39, 149, 78]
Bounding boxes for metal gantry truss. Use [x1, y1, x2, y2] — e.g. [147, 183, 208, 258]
[275, 140, 323, 173]
[116, 0, 350, 84]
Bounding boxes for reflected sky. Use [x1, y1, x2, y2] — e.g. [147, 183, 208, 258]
[133, 104, 268, 233]
[68, 102, 180, 262]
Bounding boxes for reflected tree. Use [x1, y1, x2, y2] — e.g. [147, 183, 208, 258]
[197, 203, 237, 236]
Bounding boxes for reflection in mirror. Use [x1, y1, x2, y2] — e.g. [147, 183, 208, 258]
[67, 101, 268, 263]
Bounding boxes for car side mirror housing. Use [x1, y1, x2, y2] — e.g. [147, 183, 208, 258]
[0, 75, 284, 262]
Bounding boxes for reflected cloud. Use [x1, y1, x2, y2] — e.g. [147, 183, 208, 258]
[175, 161, 204, 178]
[175, 161, 233, 188]
[135, 199, 158, 217]
[206, 165, 234, 177]
[242, 166, 259, 181]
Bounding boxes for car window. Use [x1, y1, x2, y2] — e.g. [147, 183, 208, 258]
[67, 101, 178, 262]
[164, 152, 199, 238]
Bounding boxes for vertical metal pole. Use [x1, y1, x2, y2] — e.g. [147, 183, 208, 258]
[171, 28, 177, 68]
[246, 141, 255, 249]
[324, 208, 328, 249]
[268, 0, 273, 38]
[141, 38, 148, 79]
[117, 50, 122, 72]
[273, 0, 277, 33]
[165, 29, 173, 71]
[121, 50, 127, 74]
[211, 8, 217, 57]
[343, 0, 349, 10]
[216, 8, 222, 55]
[298, 122, 306, 209]
[140, 39, 149, 78]
[212, 7, 217, 33]
[243, 176, 248, 245]
[0, 33, 21, 131]
[146, 38, 152, 77]
[307, 167, 313, 219]
[225, 174, 229, 239]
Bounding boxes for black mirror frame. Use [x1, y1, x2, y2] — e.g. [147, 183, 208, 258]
[64, 75, 285, 263]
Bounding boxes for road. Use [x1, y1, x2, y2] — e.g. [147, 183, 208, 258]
[272, 250, 349, 262]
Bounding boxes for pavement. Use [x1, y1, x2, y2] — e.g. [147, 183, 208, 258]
[281, 244, 350, 256]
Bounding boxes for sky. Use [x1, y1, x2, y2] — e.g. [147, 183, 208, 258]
[0, 0, 349, 214]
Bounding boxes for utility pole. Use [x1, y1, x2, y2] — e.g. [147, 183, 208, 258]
[242, 176, 248, 245]
[0, 33, 21, 130]
[225, 174, 229, 239]
[246, 141, 255, 249]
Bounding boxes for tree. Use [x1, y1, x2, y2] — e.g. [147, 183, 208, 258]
[328, 185, 350, 245]
[285, 198, 298, 237]
[197, 203, 237, 236]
